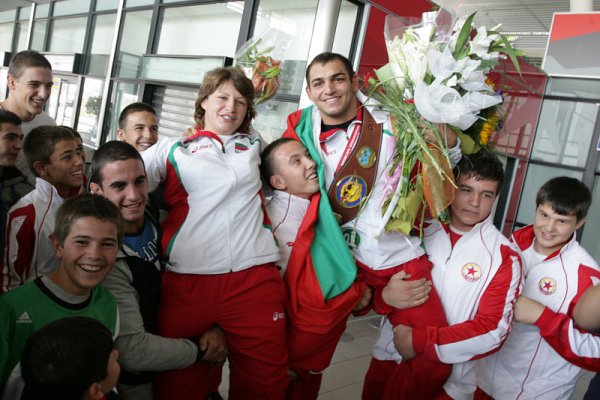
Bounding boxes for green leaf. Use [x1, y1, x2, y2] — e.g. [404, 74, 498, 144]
[499, 33, 523, 78]
[453, 12, 476, 59]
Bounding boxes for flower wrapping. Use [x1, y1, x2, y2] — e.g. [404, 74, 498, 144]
[367, 7, 522, 235]
[234, 28, 291, 104]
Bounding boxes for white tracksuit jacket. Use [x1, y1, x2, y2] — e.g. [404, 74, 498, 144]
[266, 190, 309, 276]
[311, 91, 461, 271]
[477, 225, 600, 400]
[2, 178, 62, 293]
[141, 131, 279, 274]
[372, 215, 522, 399]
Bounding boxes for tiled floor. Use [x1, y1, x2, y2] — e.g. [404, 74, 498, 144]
[217, 312, 595, 399]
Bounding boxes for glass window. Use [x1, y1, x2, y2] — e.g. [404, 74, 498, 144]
[30, 20, 47, 51]
[530, 100, 598, 168]
[52, 0, 92, 17]
[546, 77, 600, 101]
[253, 0, 316, 62]
[0, 23, 13, 52]
[16, 22, 28, 51]
[47, 76, 78, 127]
[18, 7, 31, 21]
[87, 13, 117, 76]
[106, 81, 141, 141]
[0, 10, 16, 24]
[49, 17, 88, 53]
[96, 0, 120, 11]
[156, 3, 243, 57]
[253, 100, 300, 142]
[580, 175, 600, 261]
[332, 1, 359, 57]
[140, 56, 230, 84]
[116, 10, 152, 78]
[126, 0, 155, 6]
[514, 163, 583, 226]
[77, 78, 106, 145]
[35, 4, 50, 19]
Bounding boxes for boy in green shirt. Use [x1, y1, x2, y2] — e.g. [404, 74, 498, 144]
[0, 193, 123, 398]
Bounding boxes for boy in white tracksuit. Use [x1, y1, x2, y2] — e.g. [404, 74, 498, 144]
[364, 150, 522, 399]
[476, 176, 600, 400]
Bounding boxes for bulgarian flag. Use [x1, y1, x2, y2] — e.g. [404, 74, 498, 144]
[282, 106, 365, 334]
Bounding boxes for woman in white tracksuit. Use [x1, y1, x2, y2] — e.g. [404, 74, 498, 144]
[142, 67, 287, 400]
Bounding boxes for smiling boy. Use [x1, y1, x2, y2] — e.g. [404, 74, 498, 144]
[117, 103, 159, 152]
[1, 126, 84, 293]
[477, 177, 600, 400]
[0, 193, 121, 399]
[368, 151, 522, 399]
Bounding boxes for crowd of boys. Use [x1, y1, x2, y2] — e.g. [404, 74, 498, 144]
[1, 49, 600, 400]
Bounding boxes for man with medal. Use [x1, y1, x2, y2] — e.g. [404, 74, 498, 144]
[282, 52, 462, 399]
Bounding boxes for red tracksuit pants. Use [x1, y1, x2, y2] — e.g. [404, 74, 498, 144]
[155, 265, 288, 400]
[357, 255, 451, 400]
[285, 317, 348, 400]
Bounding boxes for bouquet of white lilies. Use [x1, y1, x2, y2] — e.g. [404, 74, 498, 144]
[365, 7, 522, 236]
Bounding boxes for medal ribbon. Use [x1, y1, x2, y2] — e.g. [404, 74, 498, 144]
[333, 106, 363, 175]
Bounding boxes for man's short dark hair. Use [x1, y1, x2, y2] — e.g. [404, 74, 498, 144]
[536, 177, 591, 222]
[0, 109, 21, 126]
[53, 193, 123, 247]
[260, 137, 297, 189]
[306, 52, 355, 84]
[89, 140, 144, 189]
[7, 50, 52, 79]
[453, 150, 505, 195]
[118, 102, 157, 129]
[20, 317, 115, 400]
[23, 125, 76, 176]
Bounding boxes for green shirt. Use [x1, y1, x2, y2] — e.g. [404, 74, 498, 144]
[0, 278, 118, 395]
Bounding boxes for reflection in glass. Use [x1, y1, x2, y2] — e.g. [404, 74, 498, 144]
[49, 16, 87, 53]
[116, 10, 152, 78]
[88, 13, 117, 76]
[107, 81, 140, 141]
[253, 100, 300, 143]
[30, 20, 47, 51]
[141, 56, 231, 84]
[151, 86, 196, 139]
[530, 100, 598, 168]
[77, 78, 105, 145]
[0, 23, 14, 52]
[251, 0, 318, 99]
[156, 3, 243, 57]
[47, 77, 79, 127]
[515, 163, 582, 226]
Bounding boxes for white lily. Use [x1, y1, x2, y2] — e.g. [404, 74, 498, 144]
[469, 26, 500, 60]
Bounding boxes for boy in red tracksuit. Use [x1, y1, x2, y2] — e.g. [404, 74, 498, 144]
[477, 177, 600, 400]
[261, 137, 369, 400]
[366, 151, 522, 399]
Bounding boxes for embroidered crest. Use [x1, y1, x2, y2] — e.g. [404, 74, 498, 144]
[461, 263, 481, 282]
[356, 146, 377, 168]
[335, 175, 367, 208]
[538, 277, 557, 295]
[342, 228, 361, 251]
